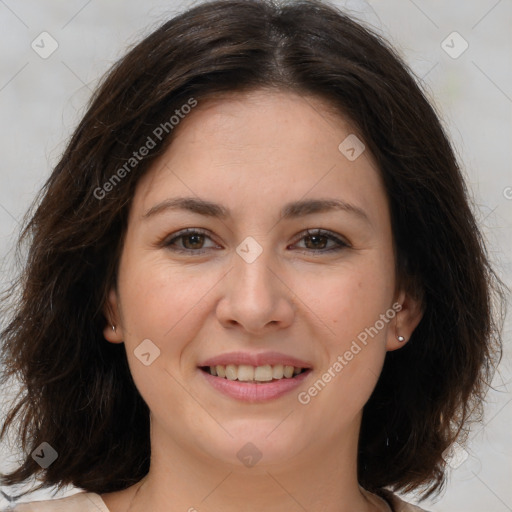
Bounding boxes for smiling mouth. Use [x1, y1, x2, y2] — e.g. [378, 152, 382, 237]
[199, 365, 310, 383]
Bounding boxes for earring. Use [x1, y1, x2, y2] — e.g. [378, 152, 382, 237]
[112, 325, 116, 332]
[397, 335, 405, 342]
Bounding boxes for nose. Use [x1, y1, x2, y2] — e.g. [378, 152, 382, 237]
[215, 246, 295, 334]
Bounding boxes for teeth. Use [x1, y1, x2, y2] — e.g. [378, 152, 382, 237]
[225, 364, 238, 381]
[283, 365, 294, 378]
[272, 364, 284, 379]
[238, 364, 255, 381]
[254, 365, 273, 381]
[207, 364, 304, 381]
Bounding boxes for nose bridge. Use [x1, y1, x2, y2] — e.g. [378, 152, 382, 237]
[232, 238, 278, 308]
[216, 236, 294, 331]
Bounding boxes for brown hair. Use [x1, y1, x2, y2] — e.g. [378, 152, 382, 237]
[0, 0, 506, 501]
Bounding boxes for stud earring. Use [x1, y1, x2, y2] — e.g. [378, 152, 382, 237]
[397, 335, 405, 342]
[112, 325, 116, 332]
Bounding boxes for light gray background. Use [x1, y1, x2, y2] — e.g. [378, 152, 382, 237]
[0, 1, 511, 511]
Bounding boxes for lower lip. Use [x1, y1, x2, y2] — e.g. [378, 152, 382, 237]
[199, 368, 312, 402]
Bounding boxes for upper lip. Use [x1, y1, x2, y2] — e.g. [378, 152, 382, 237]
[199, 351, 313, 369]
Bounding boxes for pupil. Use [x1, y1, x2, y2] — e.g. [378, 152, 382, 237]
[306, 235, 326, 249]
[185, 234, 203, 249]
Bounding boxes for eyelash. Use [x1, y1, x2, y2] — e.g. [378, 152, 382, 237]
[162, 228, 350, 255]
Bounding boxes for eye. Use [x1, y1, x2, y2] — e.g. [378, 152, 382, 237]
[163, 228, 219, 254]
[162, 228, 350, 255]
[290, 228, 350, 254]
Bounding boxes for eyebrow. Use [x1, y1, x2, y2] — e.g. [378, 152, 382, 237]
[142, 196, 370, 224]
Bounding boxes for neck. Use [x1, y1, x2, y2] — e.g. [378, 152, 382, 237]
[122, 413, 382, 512]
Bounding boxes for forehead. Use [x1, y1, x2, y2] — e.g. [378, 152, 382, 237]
[131, 89, 388, 226]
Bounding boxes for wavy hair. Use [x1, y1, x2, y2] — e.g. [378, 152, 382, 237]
[0, 0, 506, 501]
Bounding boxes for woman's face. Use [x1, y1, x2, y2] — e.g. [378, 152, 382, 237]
[105, 89, 414, 470]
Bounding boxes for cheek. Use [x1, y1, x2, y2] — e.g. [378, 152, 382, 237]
[116, 258, 214, 416]
[119, 253, 216, 339]
[302, 259, 394, 412]
[300, 253, 395, 339]
[296, 256, 394, 393]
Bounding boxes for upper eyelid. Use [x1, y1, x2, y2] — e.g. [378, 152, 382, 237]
[299, 228, 350, 246]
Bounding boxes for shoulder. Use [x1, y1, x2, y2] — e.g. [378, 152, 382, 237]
[9, 492, 110, 512]
[377, 488, 432, 512]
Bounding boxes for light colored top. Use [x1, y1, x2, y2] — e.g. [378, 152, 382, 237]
[6, 489, 430, 512]
[7, 493, 109, 512]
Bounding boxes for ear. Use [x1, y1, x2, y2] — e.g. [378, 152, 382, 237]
[102, 287, 124, 344]
[386, 288, 424, 352]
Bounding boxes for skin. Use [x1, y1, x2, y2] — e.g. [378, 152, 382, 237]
[101, 89, 423, 512]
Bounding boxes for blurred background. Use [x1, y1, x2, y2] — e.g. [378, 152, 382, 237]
[0, 1, 510, 511]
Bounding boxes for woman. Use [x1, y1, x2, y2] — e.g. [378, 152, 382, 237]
[0, 0, 505, 511]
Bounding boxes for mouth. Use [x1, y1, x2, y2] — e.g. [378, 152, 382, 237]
[198, 363, 312, 402]
[198, 364, 311, 383]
